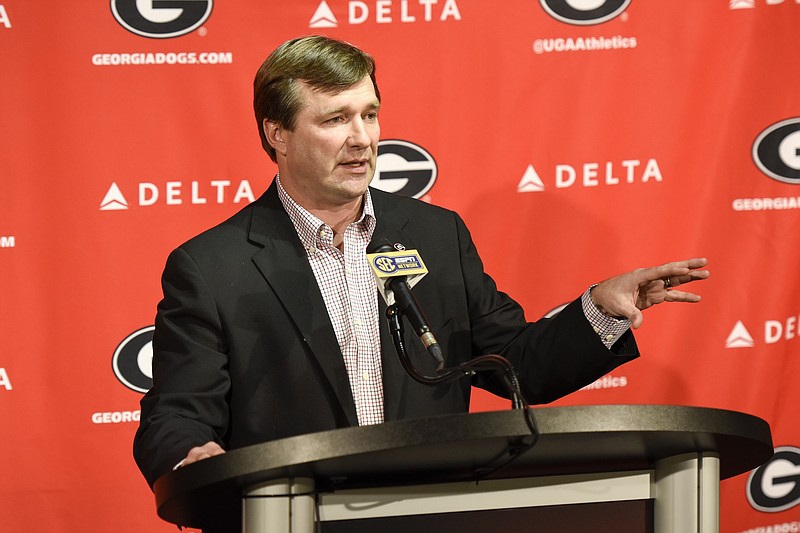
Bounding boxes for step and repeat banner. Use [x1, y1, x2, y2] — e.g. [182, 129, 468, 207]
[2, 1, 799, 531]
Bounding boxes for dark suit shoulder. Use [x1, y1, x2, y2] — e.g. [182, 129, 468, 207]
[181, 204, 253, 249]
[368, 188, 465, 244]
[369, 187, 457, 219]
[174, 186, 283, 258]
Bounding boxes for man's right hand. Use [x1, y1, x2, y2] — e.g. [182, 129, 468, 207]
[181, 441, 226, 467]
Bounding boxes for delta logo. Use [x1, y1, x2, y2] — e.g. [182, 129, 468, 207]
[517, 158, 663, 193]
[0, 5, 11, 29]
[309, 0, 462, 28]
[730, 0, 800, 10]
[726, 315, 800, 349]
[99, 179, 256, 210]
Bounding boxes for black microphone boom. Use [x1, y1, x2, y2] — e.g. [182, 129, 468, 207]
[385, 274, 445, 369]
[368, 241, 445, 370]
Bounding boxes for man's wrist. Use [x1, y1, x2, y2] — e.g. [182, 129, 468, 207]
[581, 287, 631, 347]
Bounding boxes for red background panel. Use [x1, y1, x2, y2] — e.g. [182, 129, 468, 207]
[1, 1, 799, 531]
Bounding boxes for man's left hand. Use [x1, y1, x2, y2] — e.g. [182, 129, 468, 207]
[590, 258, 710, 329]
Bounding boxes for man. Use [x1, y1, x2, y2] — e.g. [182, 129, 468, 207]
[134, 36, 708, 491]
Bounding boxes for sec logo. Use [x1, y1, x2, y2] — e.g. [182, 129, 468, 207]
[374, 256, 397, 273]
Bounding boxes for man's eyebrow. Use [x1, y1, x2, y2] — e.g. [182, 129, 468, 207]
[322, 101, 381, 115]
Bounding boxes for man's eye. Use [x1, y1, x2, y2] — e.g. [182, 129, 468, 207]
[365, 112, 379, 121]
[326, 116, 344, 124]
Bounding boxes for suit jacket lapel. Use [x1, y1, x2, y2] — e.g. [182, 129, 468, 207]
[247, 182, 359, 426]
[370, 189, 417, 422]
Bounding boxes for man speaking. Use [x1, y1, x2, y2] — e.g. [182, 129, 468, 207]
[133, 34, 709, 520]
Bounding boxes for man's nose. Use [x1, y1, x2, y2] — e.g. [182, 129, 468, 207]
[347, 117, 371, 146]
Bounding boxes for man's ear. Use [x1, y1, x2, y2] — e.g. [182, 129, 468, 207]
[264, 120, 287, 156]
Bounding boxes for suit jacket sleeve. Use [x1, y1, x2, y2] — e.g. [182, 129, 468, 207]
[133, 247, 230, 488]
[446, 210, 639, 403]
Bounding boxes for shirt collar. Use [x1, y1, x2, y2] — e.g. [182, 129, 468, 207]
[276, 175, 376, 252]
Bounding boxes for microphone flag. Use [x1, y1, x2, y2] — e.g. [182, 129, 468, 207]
[366, 248, 428, 305]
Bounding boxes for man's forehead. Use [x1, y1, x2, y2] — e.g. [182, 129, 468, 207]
[296, 78, 379, 112]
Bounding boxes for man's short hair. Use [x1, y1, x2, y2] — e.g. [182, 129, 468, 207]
[253, 35, 380, 162]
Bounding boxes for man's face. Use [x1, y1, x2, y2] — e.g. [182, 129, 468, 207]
[273, 76, 380, 212]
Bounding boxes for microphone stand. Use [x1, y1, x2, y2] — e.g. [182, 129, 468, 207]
[385, 304, 539, 450]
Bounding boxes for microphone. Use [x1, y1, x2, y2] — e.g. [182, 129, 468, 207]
[367, 241, 445, 370]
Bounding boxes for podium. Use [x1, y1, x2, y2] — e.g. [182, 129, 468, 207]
[153, 405, 773, 533]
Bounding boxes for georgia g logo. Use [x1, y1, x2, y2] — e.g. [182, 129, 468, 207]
[747, 446, 800, 513]
[371, 140, 437, 199]
[753, 118, 800, 184]
[540, 0, 631, 25]
[112, 326, 154, 393]
[111, 0, 213, 39]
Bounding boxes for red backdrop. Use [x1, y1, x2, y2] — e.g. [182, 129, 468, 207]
[2, 1, 799, 531]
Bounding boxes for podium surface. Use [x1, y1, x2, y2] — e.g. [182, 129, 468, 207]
[153, 405, 773, 532]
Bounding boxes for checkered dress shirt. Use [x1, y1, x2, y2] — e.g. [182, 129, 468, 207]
[277, 177, 384, 425]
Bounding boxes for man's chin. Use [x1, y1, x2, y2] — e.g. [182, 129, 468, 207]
[335, 166, 374, 185]
[327, 178, 370, 203]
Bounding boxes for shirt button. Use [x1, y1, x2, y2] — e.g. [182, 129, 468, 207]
[605, 334, 614, 342]
[361, 372, 370, 381]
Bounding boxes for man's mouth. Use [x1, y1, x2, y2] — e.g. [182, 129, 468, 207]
[339, 159, 369, 169]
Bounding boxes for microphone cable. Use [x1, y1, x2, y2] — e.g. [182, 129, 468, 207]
[386, 304, 540, 478]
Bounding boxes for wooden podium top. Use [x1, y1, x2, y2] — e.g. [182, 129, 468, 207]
[153, 404, 773, 528]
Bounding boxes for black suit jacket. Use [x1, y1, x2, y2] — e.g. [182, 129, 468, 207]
[133, 181, 638, 488]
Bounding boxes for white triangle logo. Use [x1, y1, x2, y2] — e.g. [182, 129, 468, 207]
[310, 1, 338, 28]
[100, 182, 129, 211]
[729, 0, 755, 9]
[517, 165, 545, 193]
[726, 321, 755, 349]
